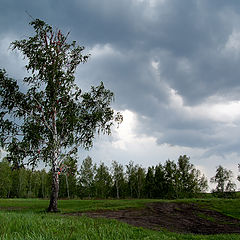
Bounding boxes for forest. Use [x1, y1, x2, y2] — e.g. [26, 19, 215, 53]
[0, 154, 238, 200]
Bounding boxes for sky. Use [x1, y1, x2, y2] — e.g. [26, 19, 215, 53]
[1, 0, 240, 190]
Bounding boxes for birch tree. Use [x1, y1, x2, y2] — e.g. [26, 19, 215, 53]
[211, 165, 236, 197]
[94, 162, 112, 198]
[78, 156, 96, 198]
[0, 19, 122, 212]
[111, 160, 124, 199]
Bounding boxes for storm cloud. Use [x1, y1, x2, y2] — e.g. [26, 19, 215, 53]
[1, 0, 240, 187]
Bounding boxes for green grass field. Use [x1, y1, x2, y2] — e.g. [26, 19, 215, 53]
[0, 198, 239, 240]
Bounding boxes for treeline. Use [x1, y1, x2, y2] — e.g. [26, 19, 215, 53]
[0, 155, 213, 199]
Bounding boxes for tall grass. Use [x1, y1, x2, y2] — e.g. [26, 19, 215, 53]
[0, 198, 239, 239]
[0, 211, 239, 240]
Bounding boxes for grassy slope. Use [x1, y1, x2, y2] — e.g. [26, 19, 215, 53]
[198, 198, 240, 219]
[174, 198, 240, 219]
[0, 198, 239, 240]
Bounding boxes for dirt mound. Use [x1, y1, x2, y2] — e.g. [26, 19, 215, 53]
[67, 202, 240, 235]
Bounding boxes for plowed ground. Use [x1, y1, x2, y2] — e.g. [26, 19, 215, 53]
[67, 202, 240, 235]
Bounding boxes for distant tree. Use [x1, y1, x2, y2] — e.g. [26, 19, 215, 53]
[211, 165, 236, 198]
[0, 19, 122, 211]
[154, 164, 166, 198]
[111, 160, 125, 199]
[164, 160, 177, 199]
[26, 168, 41, 198]
[94, 162, 112, 198]
[59, 156, 78, 198]
[38, 169, 50, 198]
[78, 156, 96, 198]
[135, 165, 145, 199]
[192, 168, 208, 195]
[126, 161, 137, 198]
[9, 168, 20, 198]
[176, 155, 208, 198]
[10, 167, 28, 198]
[145, 166, 155, 198]
[0, 159, 12, 197]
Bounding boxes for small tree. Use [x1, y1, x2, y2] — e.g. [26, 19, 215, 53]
[154, 164, 165, 198]
[164, 160, 177, 199]
[211, 165, 236, 198]
[0, 159, 12, 197]
[145, 166, 154, 198]
[111, 160, 125, 199]
[176, 155, 208, 198]
[58, 156, 78, 199]
[94, 162, 112, 198]
[135, 165, 145, 199]
[0, 19, 122, 211]
[38, 169, 50, 198]
[78, 156, 96, 198]
[126, 161, 137, 198]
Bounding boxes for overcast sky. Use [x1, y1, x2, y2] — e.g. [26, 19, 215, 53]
[1, 0, 240, 190]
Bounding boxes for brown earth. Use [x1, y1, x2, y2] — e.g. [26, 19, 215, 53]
[66, 202, 240, 235]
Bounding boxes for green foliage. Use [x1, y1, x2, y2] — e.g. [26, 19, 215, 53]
[37, 169, 51, 198]
[211, 165, 236, 198]
[153, 164, 165, 198]
[78, 156, 96, 198]
[164, 160, 178, 198]
[176, 155, 208, 198]
[0, 154, 209, 200]
[111, 160, 125, 199]
[125, 161, 146, 198]
[59, 157, 78, 199]
[94, 162, 112, 198]
[0, 19, 122, 211]
[0, 160, 50, 199]
[135, 166, 145, 198]
[0, 160, 12, 197]
[145, 166, 155, 198]
[143, 156, 208, 199]
[125, 160, 137, 198]
[11, 168, 28, 198]
[0, 19, 118, 165]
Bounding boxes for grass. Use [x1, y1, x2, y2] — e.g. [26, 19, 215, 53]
[0, 198, 160, 213]
[0, 198, 239, 239]
[192, 198, 240, 219]
[0, 211, 239, 240]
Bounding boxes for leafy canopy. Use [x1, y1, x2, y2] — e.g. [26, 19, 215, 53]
[0, 19, 122, 168]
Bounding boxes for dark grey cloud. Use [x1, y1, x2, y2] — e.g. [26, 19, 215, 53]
[2, 0, 240, 157]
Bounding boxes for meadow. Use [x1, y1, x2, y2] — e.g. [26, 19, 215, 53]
[0, 198, 240, 240]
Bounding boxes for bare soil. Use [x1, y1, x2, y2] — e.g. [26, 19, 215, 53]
[66, 202, 240, 235]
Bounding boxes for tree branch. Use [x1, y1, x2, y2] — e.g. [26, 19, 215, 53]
[32, 96, 53, 134]
[57, 143, 80, 166]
